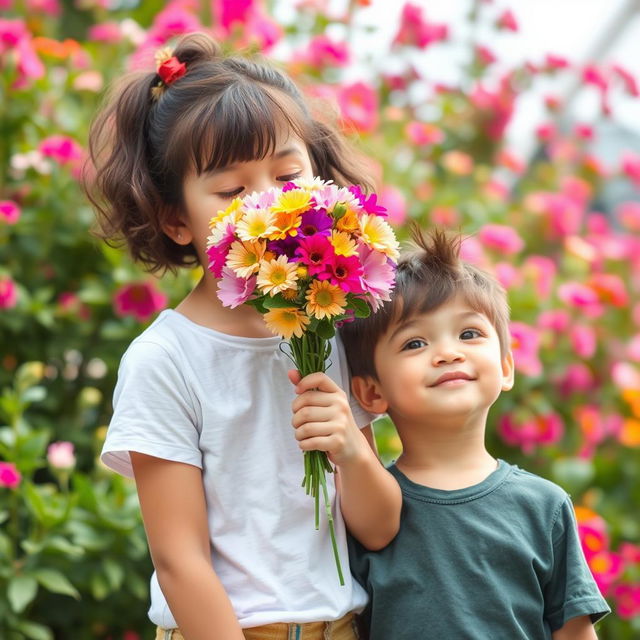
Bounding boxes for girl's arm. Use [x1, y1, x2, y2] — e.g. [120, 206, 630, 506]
[552, 616, 598, 640]
[130, 452, 245, 640]
[290, 372, 402, 550]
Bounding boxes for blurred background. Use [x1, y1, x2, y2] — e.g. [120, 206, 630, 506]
[1, 0, 639, 638]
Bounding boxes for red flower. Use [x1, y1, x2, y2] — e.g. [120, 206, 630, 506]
[157, 56, 186, 85]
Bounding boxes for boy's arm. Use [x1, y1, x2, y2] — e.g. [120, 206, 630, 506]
[552, 615, 598, 640]
[290, 371, 402, 550]
[130, 452, 245, 640]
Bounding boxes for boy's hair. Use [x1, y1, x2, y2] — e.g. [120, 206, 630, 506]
[85, 33, 372, 273]
[341, 227, 511, 380]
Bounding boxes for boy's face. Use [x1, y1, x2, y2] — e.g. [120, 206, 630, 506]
[355, 294, 514, 427]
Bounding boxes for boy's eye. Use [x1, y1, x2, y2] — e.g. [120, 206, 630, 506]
[403, 339, 427, 351]
[216, 187, 244, 199]
[460, 329, 482, 340]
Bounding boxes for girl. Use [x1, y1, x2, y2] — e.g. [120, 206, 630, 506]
[86, 32, 400, 640]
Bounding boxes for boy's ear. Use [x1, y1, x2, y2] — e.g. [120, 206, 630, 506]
[501, 350, 515, 391]
[351, 375, 388, 414]
[162, 216, 193, 246]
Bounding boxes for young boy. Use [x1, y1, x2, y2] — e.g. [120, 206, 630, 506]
[340, 229, 610, 640]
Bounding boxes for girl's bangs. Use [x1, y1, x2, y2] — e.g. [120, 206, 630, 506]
[187, 83, 308, 175]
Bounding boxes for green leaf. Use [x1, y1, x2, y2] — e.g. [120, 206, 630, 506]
[262, 294, 297, 309]
[315, 320, 336, 340]
[34, 568, 80, 600]
[348, 296, 371, 319]
[20, 386, 47, 404]
[8, 575, 38, 613]
[102, 558, 125, 590]
[90, 572, 109, 601]
[14, 620, 53, 640]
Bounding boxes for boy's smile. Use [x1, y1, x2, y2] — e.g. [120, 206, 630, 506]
[361, 294, 514, 430]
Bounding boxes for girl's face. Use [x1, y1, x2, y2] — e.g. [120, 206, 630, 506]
[170, 129, 314, 268]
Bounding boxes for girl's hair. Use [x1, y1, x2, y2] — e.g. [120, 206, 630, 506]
[85, 32, 372, 273]
[340, 227, 511, 380]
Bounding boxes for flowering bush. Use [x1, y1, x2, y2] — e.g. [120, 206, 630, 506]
[1, 0, 639, 637]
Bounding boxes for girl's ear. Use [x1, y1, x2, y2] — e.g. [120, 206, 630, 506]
[351, 375, 388, 414]
[501, 350, 515, 391]
[162, 217, 193, 246]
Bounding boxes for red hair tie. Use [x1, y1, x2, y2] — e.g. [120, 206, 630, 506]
[151, 47, 186, 100]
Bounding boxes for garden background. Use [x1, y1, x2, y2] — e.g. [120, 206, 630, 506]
[1, 0, 640, 638]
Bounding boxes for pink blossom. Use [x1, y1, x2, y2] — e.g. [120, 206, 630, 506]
[523, 256, 556, 299]
[337, 82, 379, 134]
[483, 179, 508, 202]
[296, 234, 334, 276]
[583, 64, 608, 92]
[217, 268, 256, 309]
[318, 254, 363, 293]
[617, 201, 640, 232]
[561, 175, 592, 205]
[478, 224, 524, 255]
[442, 150, 474, 175]
[587, 273, 628, 307]
[88, 22, 122, 43]
[47, 441, 76, 469]
[570, 325, 596, 359]
[544, 54, 570, 71]
[544, 94, 562, 111]
[73, 70, 104, 92]
[496, 9, 518, 31]
[612, 64, 639, 97]
[39, 135, 83, 165]
[14, 37, 45, 87]
[575, 405, 620, 458]
[538, 309, 570, 333]
[358, 244, 395, 308]
[535, 122, 556, 141]
[621, 151, 640, 186]
[405, 121, 444, 146]
[510, 321, 542, 377]
[612, 362, 640, 390]
[0, 200, 21, 224]
[558, 282, 602, 316]
[498, 412, 564, 454]
[26, 0, 60, 15]
[0, 18, 29, 50]
[558, 363, 594, 397]
[475, 45, 496, 67]
[113, 281, 167, 322]
[574, 123, 594, 140]
[392, 3, 448, 49]
[214, 0, 254, 31]
[493, 262, 520, 290]
[619, 542, 640, 564]
[430, 206, 459, 227]
[0, 275, 18, 309]
[459, 236, 487, 267]
[536, 192, 584, 237]
[628, 334, 640, 362]
[379, 185, 407, 226]
[588, 551, 623, 596]
[581, 154, 607, 177]
[304, 35, 350, 68]
[614, 583, 640, 620]
[469, 82, 515, 141]
[497, 149, 524, 173]
[0, 461, 21, 489]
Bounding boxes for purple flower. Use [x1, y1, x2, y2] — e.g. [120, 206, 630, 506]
[299, 209, 333, 237]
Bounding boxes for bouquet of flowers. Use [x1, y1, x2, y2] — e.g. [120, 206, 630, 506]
[206, 177, 399, 583]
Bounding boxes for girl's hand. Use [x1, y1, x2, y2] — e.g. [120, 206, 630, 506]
[288, 370, 369, 467]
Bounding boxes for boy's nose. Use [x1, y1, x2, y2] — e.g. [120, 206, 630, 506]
[432, 346, 465, 366]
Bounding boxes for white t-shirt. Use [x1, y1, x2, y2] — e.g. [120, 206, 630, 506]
[101, 309, 369, 628]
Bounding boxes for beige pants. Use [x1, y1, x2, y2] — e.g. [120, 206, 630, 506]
[155, 611, 360, 640]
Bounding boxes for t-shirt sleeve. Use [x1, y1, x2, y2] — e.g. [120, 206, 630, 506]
[100, 340, 202, 478]
[544, 496, 611, 631]
[333, 331, 377, 429]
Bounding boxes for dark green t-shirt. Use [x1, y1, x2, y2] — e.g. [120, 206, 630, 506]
[349, 461, 610, 640]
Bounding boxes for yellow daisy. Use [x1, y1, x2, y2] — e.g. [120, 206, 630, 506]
[330, 230, 358, 257]
[257, 255, 299, 296]
[264, 307, 310, 339]
[268, 190, 312, 240]
[226, 240, 266, 278]
[208, 197, 244, 229]
[359, 214, 400, 261]
[236, 208, 277, 241]
[305, 280, 347, 320]
[336, 207, 360, 234]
